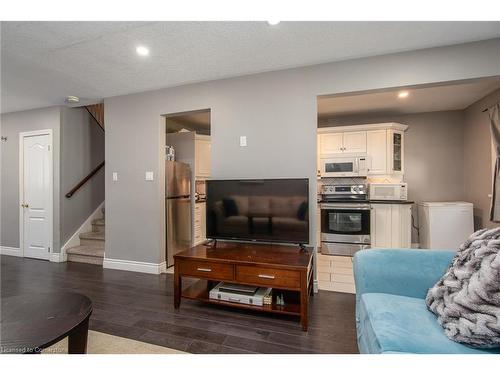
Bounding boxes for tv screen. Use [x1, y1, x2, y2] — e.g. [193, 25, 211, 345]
[206, 179, 309, 244]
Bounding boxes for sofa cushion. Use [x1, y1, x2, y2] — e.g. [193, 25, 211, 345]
[358, 293, 500, 354]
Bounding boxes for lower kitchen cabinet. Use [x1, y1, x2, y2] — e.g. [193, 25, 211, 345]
[370, 204, 411, 248]
[194, 202, 206, 245]
[316, 254, 355, 294]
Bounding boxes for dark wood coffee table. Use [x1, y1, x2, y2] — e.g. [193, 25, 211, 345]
[0, 292, 92, 354]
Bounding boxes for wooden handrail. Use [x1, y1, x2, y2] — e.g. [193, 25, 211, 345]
[65, 161, 105, 198]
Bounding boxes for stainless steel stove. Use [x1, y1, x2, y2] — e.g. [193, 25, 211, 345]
[320, 184, 371, 256]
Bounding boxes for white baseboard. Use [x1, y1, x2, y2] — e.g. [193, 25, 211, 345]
[103, 258, 166, 274]
[0, 246, 22, 257]
[313, 279, 319, 294]
[50, 251, 67, 263]
[61, 201, 104, 254]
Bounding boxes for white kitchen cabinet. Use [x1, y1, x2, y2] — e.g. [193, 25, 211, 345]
[366, 130, 387, 175]
[194, 202, 206, 245]
[318, 124, 407, 177]
[319, 133, 344, 156]
[195, 136, 211, 178]
[370, 204, 411, 248]
[388, 129, 404, 175]
[342, 131, 367, 154]
[318, 132, 366, 157]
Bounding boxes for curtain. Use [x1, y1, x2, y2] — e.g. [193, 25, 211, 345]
[489, 103, 500, 222]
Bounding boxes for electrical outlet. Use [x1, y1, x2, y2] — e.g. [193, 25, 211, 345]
[145, 171, 154, 181]
[112, 172, 118, 181]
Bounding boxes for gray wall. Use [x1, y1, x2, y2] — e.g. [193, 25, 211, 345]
[60, 107, 105, 246]
[105, 38, 500, 264]
[0, 106, 61, 251]
[463, 88, 500, 229]
[320, 110, 466, 242]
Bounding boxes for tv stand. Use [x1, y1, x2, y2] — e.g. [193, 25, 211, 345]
[174, 242, 314, 331]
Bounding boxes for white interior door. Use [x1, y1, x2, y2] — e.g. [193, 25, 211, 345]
[21, 132, 52, 260]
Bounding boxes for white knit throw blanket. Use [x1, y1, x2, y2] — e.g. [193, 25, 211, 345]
[426, 227, 500, 348]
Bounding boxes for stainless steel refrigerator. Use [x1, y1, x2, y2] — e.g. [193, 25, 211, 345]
[166, 161, 192, 267]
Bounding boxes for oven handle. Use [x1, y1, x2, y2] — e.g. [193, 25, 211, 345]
[321, 204, 371, 210]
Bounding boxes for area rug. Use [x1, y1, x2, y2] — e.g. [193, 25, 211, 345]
[43, 330, 186, 354]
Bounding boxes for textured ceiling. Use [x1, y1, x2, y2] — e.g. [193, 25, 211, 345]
[2, 21, 500, 113]
[317, 78, 500, 118]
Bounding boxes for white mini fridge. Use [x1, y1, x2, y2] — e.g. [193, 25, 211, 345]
[418, 202, 474, 250]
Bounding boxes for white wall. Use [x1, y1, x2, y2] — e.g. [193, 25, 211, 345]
[105, 38, 500, 265]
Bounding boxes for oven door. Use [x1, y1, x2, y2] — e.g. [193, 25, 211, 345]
[320, 203, 371, 244]
[320, 158, 359, 177]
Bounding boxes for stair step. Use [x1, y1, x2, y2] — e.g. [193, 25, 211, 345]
[79, 231, 105, 241]
[92, 218, 105, 226]
[67, 245, 104, 257]
[66, 245, 104, 265]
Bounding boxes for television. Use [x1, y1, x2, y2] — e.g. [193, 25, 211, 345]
[206, 178, 309, 244]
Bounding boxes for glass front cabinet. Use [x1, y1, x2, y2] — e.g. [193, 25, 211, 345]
[388, 129, 404, 175]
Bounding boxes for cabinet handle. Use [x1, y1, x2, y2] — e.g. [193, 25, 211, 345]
[196, 267, 212, 272]
[258, 274, 275, 279]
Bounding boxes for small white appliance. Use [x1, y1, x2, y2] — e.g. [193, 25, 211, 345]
[319, 156, 368, 177]
[209, 282, 272, 306]
[369, 183, 408, 201]
[418, 202, 474, 250]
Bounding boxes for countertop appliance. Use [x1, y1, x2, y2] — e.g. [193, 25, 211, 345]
[418, 201, 474, 250]
[319, 156, 368, 178]
[166, 161, 192, 267]
[369, 182, 408, 201]
[206, 179, 309, 245]
[320, 184, 371, 256]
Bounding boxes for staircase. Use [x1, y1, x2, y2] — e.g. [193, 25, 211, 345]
[66, 207, 105, 265]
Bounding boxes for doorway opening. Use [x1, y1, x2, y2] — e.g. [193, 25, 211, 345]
[164, 109, 211, 271]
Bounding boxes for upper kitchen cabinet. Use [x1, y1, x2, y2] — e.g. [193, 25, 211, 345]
[318, 131, 366, 156]
[195, 135, 211, 178]
[366, 129, 387, 175]
[318, 123, 407, 177]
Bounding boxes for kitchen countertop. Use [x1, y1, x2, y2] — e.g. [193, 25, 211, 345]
[318, 199, 414, 205]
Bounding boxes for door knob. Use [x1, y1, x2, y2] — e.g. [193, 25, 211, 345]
[21, 203, 29, 208]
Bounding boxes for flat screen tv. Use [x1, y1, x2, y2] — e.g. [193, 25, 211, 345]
[206, 179, 309, 244]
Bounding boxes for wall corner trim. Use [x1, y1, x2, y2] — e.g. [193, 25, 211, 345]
[0, 246, 22, 257]
[103, 257, 166, 274]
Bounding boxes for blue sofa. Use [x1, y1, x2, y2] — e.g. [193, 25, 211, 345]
[353, 249, 500, 354]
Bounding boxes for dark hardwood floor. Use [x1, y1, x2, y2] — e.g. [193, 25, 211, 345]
[0, 255, 358, 354]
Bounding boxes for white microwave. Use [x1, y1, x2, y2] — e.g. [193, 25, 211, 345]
[369, 183, 408, 201]
[320, 156, 368, 177]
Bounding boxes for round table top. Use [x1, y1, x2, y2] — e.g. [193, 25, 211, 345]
[0, 292, 92, 354]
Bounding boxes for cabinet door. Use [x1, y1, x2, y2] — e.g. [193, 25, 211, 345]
[319, 133, 344, 156]
[366, 130, 387, 175]
[370, 204, 392, 248]
[195, 139, 211, 177]
[389, 130, 404, 174]
[343, 131, 367, 154]
[391, 205, 411, 248]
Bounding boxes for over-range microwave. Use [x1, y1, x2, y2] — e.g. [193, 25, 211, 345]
[369, 182, 408, 201]
[319, 156, 368, 177]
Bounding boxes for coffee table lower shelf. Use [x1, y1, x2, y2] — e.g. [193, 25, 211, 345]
[181, 279, 301, 316]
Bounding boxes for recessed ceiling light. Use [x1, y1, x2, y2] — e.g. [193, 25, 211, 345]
[136, 46, 150, 56]
[398, 91, 409, 99]
[267, 20, 280, 26]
